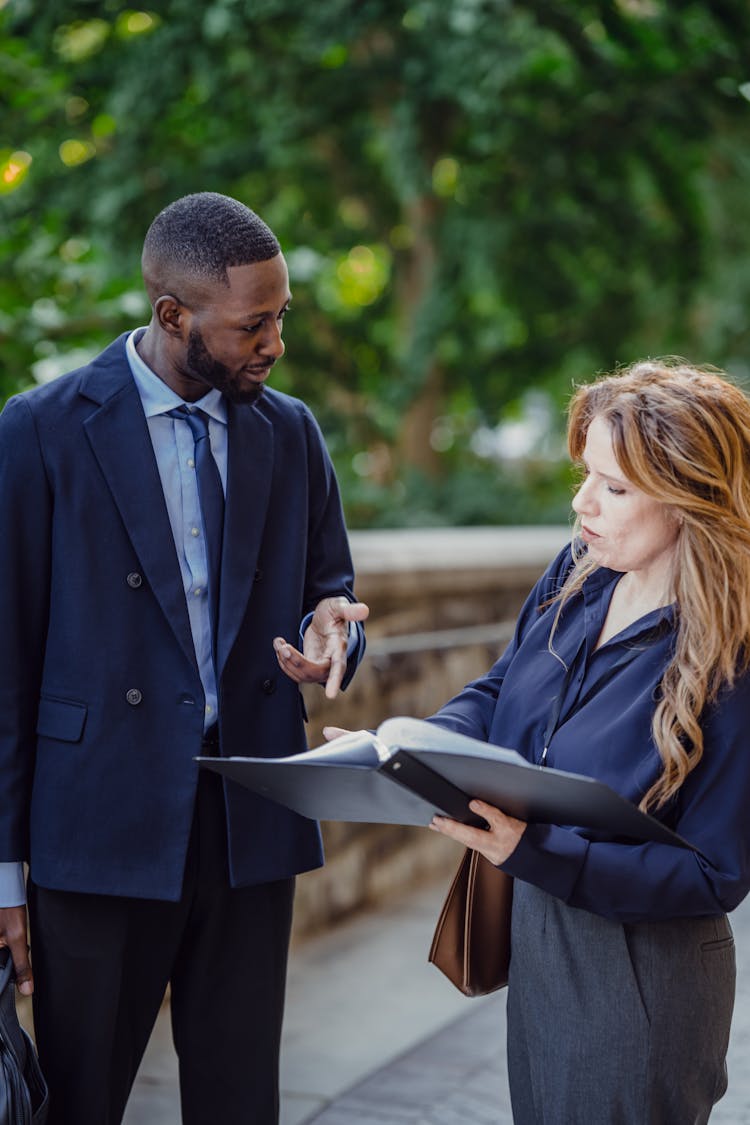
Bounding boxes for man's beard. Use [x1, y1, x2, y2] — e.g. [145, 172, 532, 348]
[185, 329, 266, 406]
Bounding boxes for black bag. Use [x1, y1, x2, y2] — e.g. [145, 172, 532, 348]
[0, 950, 48, 1125]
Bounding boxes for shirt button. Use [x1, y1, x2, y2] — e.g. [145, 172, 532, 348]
[191, 527, 200, 537]
[205, 704, 213, 715]
[126, 688, 142, 706]
[187, 458, 195, 468]
[194, 587, 202, 596]
[126, 572, 143, 588]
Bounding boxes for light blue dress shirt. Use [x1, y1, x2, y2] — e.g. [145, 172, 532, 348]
[126, 327, 226, 730]
[0, 865, 25, 908]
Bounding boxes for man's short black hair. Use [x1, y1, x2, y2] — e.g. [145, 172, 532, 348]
[142, 192, 281, 292]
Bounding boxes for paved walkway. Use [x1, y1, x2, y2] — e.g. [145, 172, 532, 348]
[122, 865, 750, 1124]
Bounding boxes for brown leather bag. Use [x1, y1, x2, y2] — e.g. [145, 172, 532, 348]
[428, 847, 513, 997]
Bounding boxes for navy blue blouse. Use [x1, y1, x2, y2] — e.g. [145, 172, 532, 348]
[430, 543, 750, 922]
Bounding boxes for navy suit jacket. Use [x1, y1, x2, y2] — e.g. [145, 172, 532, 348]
[0, 335, 365, 900]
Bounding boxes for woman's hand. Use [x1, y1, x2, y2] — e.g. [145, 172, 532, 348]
[322, 726, 352, 741]
[429, 798, 526, 866]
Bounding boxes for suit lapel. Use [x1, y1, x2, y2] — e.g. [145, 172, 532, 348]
[217, 402, 274, 675]
[81, 350, 196, 670]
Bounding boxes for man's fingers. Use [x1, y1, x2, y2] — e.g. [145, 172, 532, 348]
[316, 598, 369, 628]
[274, 636, 331, 687]
[324, 651, 347, 699]
[13, 952, 33, 996]
[273, 636, 297, 663]
[337, 600, 369, 623]
[273, 637, 309, 681]
[0, 906, 33, 996]
[274, 637, 318, 671]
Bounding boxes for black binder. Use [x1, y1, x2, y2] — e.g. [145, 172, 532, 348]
[198, 716, 692, 849]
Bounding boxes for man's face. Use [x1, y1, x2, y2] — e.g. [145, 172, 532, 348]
[177, 255, 291, 405]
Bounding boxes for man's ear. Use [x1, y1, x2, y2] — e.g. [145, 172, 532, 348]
[153, 294, 189, 339]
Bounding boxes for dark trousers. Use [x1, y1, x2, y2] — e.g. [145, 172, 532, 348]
[507, 880, 735, 1124]
[27, 771, 295, 1125]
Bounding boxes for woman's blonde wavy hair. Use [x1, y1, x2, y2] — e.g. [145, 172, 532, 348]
[558, 358, 750, 812]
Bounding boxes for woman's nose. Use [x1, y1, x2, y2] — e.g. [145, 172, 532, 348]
[572, 478, 594, 515]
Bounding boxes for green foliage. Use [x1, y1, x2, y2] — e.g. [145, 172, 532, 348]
[337, 454, 577, 529]
[2, 0, 750, 525]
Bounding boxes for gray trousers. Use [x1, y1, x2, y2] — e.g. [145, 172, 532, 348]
[507, 881, 736, 1124]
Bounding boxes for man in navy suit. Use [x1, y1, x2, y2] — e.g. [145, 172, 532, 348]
[0, 192, 368, 1124]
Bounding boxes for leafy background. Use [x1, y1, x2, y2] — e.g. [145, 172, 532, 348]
[3, 0, 750, 527]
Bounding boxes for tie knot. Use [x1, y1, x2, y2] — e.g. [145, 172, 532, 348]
[167, 405, 210, 442]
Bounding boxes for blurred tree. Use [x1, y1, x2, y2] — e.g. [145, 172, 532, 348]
[2, 0, 750, 524]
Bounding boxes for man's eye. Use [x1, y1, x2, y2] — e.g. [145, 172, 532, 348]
[244, 322, 262, 333]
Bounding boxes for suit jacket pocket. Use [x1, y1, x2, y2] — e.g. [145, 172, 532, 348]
[36, 696, 88, 743]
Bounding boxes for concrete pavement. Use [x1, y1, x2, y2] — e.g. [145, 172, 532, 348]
[122, 866, 750, 1124]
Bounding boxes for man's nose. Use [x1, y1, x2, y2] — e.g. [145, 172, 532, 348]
[259, 321, 285, 359]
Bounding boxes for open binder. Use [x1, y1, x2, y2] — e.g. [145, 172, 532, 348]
[198, 716, 692, 849]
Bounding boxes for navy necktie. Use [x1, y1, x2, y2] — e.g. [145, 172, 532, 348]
[167, 406, 224, 658]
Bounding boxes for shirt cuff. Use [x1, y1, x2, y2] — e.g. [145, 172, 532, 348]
[0, 862, 26, 907]
[500, 821, 589, 904]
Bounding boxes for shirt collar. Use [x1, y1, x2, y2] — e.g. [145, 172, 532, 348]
[582, 562, 676, 642]
[126, 328, 227, 425]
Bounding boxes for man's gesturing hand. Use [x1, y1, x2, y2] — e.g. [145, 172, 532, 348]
[274, 596, 369, 699]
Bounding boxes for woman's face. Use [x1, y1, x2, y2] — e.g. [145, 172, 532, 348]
[572, 415, 680, 584]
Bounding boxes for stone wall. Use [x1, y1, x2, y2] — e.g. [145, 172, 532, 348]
[292, 526, 570, 940]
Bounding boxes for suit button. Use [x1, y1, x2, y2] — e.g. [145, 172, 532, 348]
[126, 688, 143, 706]
[262, 678, 276, 695]
[254, 568, 263, 581]
[126, 572, 143, 588]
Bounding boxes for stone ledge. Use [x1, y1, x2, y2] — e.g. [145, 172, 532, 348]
[348, 525, 570, 576]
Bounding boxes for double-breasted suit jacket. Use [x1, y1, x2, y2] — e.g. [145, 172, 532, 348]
[0, 334, 364, 900]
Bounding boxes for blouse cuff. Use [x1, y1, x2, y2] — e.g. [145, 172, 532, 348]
[500, 821, 589, 903]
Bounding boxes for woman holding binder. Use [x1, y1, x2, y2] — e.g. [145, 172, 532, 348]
[415, 360, 750, 1123]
